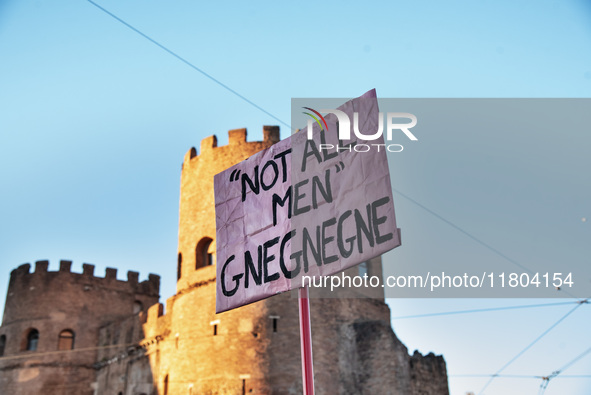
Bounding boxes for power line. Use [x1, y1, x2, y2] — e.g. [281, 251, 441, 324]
[391, 188, 531, 272]
[390, 300, 580, 320]
[478, 302, 584, 394]
[539, 346, 591, 394]
[558, 346, 591, 373]
[86, 0, 292, 131]
[0, 342, 137, 362]
[451, 374, 591, 379]
[391, 188, 581, 300]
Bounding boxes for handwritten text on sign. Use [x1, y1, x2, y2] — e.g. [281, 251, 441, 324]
[214, 90, 401, 313]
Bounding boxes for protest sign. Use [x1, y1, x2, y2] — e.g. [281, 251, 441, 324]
[215, 89, 401, 313]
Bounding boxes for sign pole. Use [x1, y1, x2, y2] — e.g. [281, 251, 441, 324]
[298, 285, 315, 395]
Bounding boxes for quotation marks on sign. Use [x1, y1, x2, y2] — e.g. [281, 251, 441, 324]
[230, 169, 242, 182]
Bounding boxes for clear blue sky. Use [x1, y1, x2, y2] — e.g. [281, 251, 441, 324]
[0, 1, 590, 394]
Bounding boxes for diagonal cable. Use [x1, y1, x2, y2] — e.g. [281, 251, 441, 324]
[539, 345, 591, 395]
[478, 302, 584, 394]
[86, 0, 292, 130]
[392, 188, 581, 299]
[390, 300, 580, 320]
[393, 187, 534, 274]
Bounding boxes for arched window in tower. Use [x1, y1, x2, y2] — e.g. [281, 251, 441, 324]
[25, 329, 39, 351]
[195, 237, 214, 269]
[58, 330, 75, 351]
[177, 252, 182, 280]
[0, 335, 6, 356]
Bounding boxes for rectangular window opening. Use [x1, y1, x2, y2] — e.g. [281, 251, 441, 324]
[269, 315, 280, 333]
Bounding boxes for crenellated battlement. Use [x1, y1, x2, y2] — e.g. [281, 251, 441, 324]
[143, 299, 171, 340]
[8, 259, 160, 297]
[1, 259, 161, 365]
[183, 126, 280, 164]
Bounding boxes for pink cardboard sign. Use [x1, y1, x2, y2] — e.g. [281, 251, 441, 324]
[215, 89, 401, 313]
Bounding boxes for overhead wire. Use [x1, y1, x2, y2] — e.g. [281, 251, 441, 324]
[86, 0, 292, 131]
[0, 342, 137, 362]
[477, 302, 585, 394]
[390, 300, 581, 320]
[538, 345, 591, 395]
[451, 374, 591, 379]
[391, 188, 581, 300]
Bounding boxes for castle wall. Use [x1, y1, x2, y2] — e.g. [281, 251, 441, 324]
[144, 265, 273, 394]
[0, 261, 159, 395]
[141, 265, 406, 395]
[409, 351, 449, 395]
[94, 314, 155, 395]
[141, 266, 447, 395]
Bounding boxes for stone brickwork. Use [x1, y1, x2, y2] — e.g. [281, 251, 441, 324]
[409, 351, 449, 395]
[0, 261, 159, 395]
[94, 314, 155, 395]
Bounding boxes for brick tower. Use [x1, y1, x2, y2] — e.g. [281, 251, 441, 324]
[140, 127, 449, 394]
[0, 261, 159, 394]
